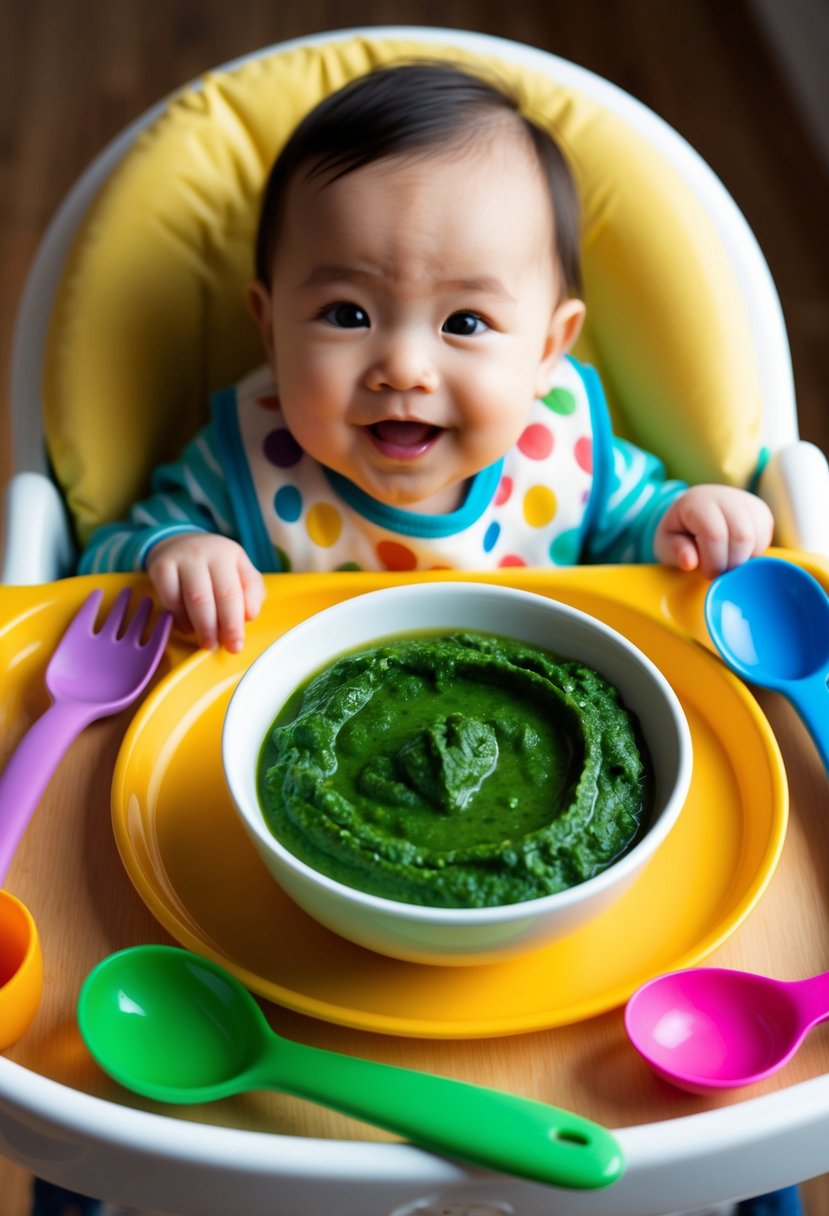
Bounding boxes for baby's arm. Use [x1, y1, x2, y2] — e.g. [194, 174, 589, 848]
[583, 437, 772, 575]
[653, 484, 773, 578]
[79, 422, 265, 650]
[146, 532, 264, 653]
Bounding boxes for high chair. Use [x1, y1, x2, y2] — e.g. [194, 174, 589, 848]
[2, 26, 828, 583]
[2, 26, 829, 1216]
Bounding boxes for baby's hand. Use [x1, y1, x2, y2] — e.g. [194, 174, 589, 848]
[654, 485, 774, 579]
[146, 533, 265, 652]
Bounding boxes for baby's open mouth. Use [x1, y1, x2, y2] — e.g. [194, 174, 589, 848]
[368, 420, 443, 460]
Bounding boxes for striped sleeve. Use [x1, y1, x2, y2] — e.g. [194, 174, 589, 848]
[78, 423, 239, 574]
[583, 436, 687, 564]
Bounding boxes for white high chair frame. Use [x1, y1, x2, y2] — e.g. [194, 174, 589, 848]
[1, 26, 829, 1216]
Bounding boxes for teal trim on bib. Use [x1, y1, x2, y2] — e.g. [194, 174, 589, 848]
[211, 387, 281, 572]
[573, 357, 614, 555]
[323, 459, 505, 539]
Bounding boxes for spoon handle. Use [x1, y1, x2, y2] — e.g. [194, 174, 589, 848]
[0, 698, 93, 884]
[254, 1038, 622, 1190]
[786, 673, 829, 772]
[788, 971, 829, 1030]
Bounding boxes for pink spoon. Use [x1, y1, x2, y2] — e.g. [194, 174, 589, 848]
[624, 965, 829, 1094]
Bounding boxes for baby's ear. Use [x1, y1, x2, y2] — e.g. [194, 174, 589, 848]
[535, 299, 586, 397]
[246, 280, 277, 374]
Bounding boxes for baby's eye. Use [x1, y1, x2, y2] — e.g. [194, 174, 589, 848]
[443, 311, 487, 336]
[321, 302, 370, 328]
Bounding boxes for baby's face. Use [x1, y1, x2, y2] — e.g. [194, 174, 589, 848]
[251, 125, 583, 513]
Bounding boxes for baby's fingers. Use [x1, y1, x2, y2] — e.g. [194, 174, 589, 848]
[239, 555, 266, 623]
[662, 533, 700, 573]
[209, 554, 265, 653]
[210, 565, 251, 654]
[148, 555, 193, 637]
[693, 499, 771, 576]
[146, 535, 263, 651]
[178, 562, 220, 650]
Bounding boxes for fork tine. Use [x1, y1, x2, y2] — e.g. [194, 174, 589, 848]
[63, 589, 105, 637]
[99, 587, 134, 637]
[122, 596, 154, 645]
[145, 608, 174, 654]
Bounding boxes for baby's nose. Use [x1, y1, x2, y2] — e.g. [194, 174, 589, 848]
[364, 335, 439, 393]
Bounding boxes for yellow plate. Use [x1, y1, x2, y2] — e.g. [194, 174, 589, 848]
[111, 567, 788, 1038]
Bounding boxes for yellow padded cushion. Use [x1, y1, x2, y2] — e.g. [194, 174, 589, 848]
[44, 36, 763, 545]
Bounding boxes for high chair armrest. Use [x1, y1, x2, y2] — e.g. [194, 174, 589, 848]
[1, 472, 77, 584]
[758, 441, 829, 558]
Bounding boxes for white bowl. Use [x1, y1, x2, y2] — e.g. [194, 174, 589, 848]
[222, 582, 692, 966]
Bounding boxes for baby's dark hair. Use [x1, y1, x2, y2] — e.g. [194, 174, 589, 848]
[254, 61, 582, 297]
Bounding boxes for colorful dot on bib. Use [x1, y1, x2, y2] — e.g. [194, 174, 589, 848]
[376, 540, 417, 572]
[306, 502, 342, 548]
[523, 485, 557, 528]
[550, 529, 581, 565]
[274, 485, 302, 523]
[263, 427, 303, 469]
[517, 423, 554, 461]
[483, 521, 501, 553]
[495, 475, 513, 506]
[574, 436, 593, 474]
[543, 387, 577, 415]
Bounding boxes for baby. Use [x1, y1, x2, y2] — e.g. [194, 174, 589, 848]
[79, 61, 773, 651]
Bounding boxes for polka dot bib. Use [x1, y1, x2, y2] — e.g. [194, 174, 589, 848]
[216, 358, 598, 573]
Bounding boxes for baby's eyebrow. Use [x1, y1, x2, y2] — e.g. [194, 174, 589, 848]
[437, 276, 515, 302]
[300, 263, 373, 289]
[299, 265, 516, 302]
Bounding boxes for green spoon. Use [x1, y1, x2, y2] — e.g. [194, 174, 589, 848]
[78, 945, 623, 1190]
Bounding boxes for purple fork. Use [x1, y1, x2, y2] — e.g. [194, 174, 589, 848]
[0, 588, 172, 883]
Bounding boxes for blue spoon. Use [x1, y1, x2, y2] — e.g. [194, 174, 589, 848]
[705, 557, 829, 772]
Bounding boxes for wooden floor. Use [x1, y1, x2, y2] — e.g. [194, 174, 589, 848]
[0, 0, 827, 1212]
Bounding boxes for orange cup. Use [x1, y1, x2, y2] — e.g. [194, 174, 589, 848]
[0, 891, 43, 1049]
